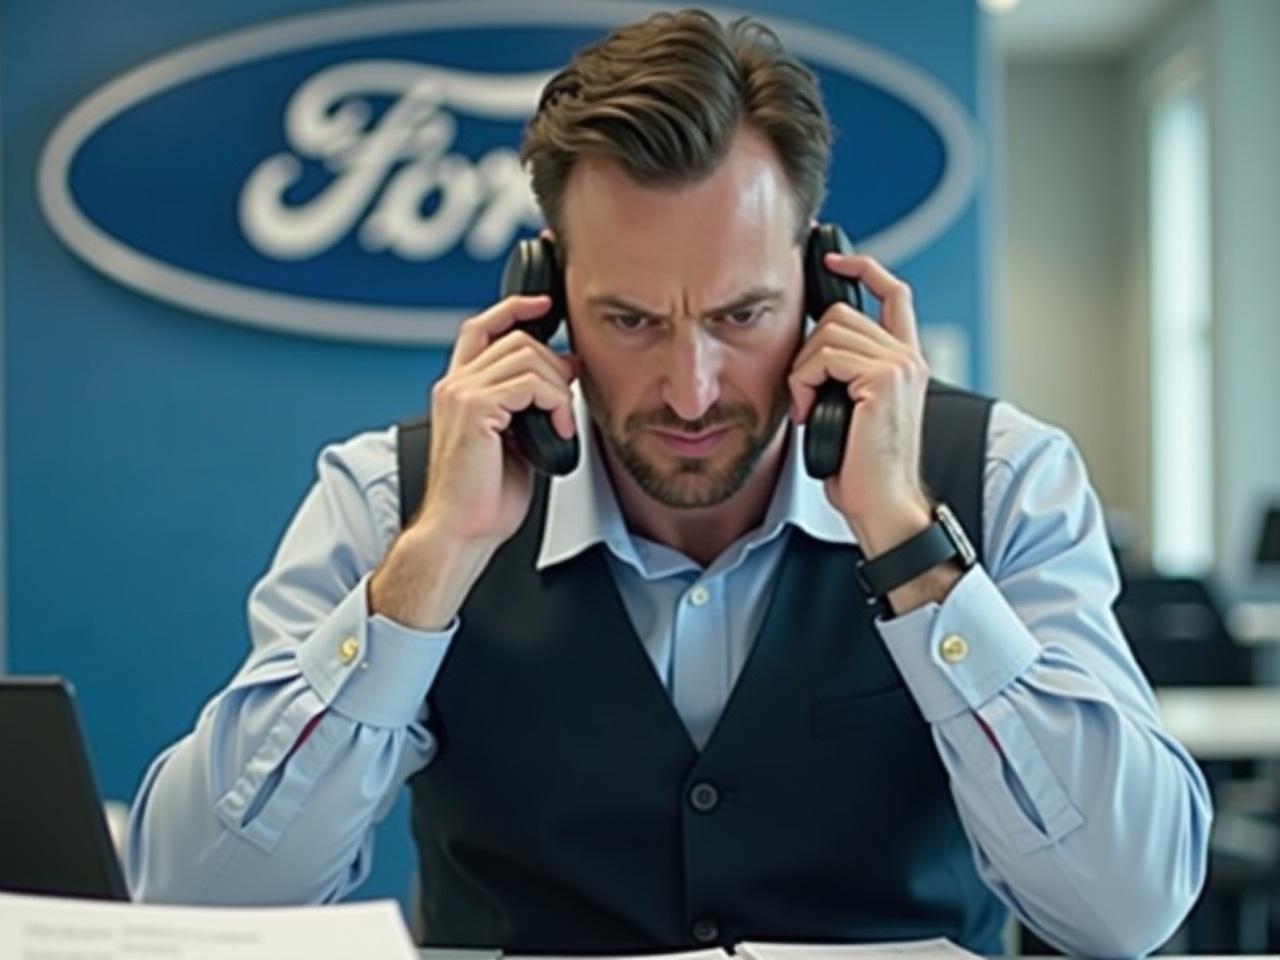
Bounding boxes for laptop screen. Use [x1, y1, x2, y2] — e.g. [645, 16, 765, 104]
[0, 677, 130, 900]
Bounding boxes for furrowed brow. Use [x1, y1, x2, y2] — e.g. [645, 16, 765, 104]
[585, 294, 668, 320]
[701, 287, 785, 318]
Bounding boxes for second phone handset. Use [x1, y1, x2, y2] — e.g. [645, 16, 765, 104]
[498, 223, 864, 479]
[801, 223, 865, 479]
[499, 237, 580, 476]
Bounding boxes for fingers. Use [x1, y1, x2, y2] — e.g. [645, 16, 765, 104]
[450, 294, 554, 372]
[788, 352, 893, 425]
[793, 308, 905, 371]
[791, 253, 927, 425]
[434, 365, 576, 441]
[436, 329, 578, 440]
[485, 371, 577, 439]
[821, 252, 920, 350]
[788, 325, 928, 424]
[466, 327, 576, 384]
[468, 341, 577, 439]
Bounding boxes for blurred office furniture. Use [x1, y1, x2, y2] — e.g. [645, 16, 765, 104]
[1255, 504, 1280, 572]
[1116, 575, 1253, 687]
[1116, 574, 1280, 953]
[1229, 602, 1280, 647]
[1224, 505, 1280, 657]
[1221, 505, 1280, 688]
[1158, 688, 1280, 760]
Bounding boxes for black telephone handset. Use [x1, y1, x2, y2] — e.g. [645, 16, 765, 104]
[498, 223, 863, 479]
[801, 223, 864, 479]
[499, 237, 581, 476]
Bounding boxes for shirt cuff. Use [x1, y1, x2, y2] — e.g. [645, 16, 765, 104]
[296, 573, 458, 728]
[876, 565, 1041, 722]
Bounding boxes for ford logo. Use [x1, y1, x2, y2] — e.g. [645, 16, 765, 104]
[38, 1, 978, 346]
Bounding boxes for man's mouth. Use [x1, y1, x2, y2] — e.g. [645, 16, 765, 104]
[650, 426, 732, 456]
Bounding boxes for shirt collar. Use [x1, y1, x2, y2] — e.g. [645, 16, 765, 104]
[537, 385, 856, 572]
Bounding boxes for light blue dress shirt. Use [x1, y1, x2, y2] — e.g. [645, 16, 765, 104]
[127, 392, 1211, 958]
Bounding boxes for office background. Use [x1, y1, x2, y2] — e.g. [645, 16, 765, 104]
[3, 0, 1279, 948]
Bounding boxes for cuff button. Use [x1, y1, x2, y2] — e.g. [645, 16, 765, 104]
[338, 636, 361, 666]
[939, 634, 968, 664]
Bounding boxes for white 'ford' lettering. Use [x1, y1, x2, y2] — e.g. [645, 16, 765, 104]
[239, 60, 552, 261]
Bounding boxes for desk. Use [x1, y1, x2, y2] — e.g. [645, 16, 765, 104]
[1157, 687, 1280, 760]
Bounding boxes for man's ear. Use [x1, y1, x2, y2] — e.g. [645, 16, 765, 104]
[540, 226, 563, 268]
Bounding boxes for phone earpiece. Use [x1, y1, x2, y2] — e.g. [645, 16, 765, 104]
[802, 224, 864, 480]
[499, 237, 581, 476]
[500, 237, 566, 343]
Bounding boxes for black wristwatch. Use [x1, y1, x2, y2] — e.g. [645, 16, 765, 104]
[854, 502, 977, 605]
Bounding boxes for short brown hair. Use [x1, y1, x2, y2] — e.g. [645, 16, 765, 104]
[520, 8, 831, 251]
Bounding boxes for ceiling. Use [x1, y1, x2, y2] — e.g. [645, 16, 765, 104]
[989, 0, 1187, 59]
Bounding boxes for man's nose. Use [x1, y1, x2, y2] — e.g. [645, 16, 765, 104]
[661, 325, 722, 423]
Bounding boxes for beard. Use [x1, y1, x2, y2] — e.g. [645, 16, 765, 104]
[580, 371, 790, 510]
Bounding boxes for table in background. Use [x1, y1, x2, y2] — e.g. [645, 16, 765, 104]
[1157, 686, 1280, 760]
[1230, 601, 1280, 647]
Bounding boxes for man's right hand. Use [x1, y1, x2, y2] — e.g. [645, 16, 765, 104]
[369, 294, 578, 630]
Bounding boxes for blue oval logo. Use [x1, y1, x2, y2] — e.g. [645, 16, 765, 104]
[39, 1, 978, 346]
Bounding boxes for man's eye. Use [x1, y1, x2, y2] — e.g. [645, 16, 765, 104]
[609, 313, 650, 331]
[721, 308, 760, 327]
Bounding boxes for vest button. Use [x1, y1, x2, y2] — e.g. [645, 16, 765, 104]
[689, 781, 719, 813]
[691, 916, 720, 943]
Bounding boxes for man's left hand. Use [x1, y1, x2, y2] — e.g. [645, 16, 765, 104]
[787, 252, 933, 560]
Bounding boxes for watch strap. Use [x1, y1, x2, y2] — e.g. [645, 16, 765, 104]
[855, 503, 974, 601]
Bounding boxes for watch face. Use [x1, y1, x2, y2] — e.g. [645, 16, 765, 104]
[936, 503, 978, 568]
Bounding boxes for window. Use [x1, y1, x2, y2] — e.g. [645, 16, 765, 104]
[1148, 64, 1213, 574]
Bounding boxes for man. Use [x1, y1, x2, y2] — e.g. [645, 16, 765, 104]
[128, 10, 1210, 957]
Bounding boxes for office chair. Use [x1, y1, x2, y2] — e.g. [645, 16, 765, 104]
[1115, 573, 1278, 952]
[1113, 574, 1254, 688]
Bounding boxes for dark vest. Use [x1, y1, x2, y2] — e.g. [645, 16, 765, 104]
[399, 383, 1006, 953]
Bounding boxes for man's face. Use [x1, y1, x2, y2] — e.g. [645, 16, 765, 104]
[560, 126, 806, 510]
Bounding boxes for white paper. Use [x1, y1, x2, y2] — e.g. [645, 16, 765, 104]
[735, 939, 980, 960]
[0, 890, 419, 960]
[505, 949, 730, 960]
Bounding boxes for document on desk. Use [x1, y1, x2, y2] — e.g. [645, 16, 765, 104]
[504, 951, 728, 960]
[503, 943, 977, 960]
[735, 939, 980, 960]
[0, 890, 420, 960]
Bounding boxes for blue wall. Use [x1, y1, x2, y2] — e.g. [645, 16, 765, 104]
[2, 0, 991, 910]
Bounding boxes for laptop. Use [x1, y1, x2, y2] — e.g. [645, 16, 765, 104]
[0, 676, 130, 900]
